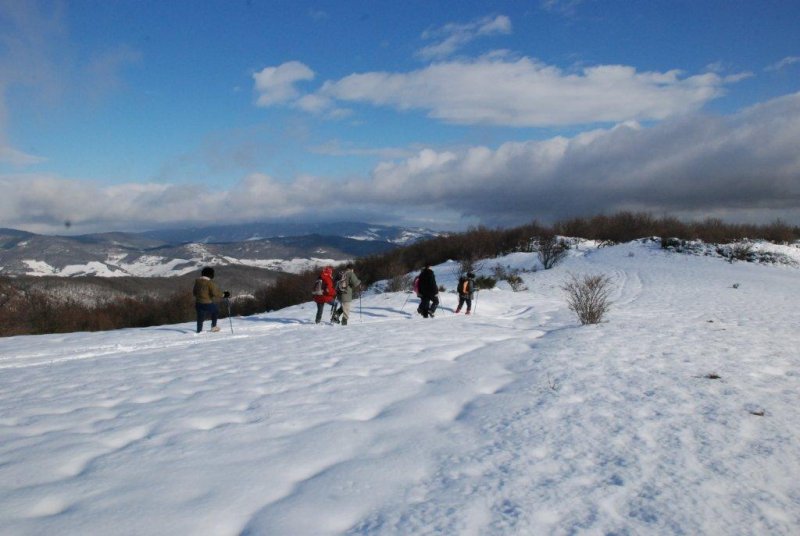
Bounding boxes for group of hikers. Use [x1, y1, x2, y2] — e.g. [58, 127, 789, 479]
[192, 262, 476, 333]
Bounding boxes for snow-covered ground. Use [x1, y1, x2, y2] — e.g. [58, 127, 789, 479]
[1, 241, 799, 535]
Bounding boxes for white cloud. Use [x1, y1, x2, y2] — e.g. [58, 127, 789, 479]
[317, 57, 727, 126]
[417, 15, 512, 60]
[540, 0, 584, 16]
[253, 61, 315, 106]
[765, 56, 800, 72]
[4, 92, 799, 233]
[0, 145, 46, 166]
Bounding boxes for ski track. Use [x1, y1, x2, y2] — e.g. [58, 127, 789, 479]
[1, 242, 799, 535]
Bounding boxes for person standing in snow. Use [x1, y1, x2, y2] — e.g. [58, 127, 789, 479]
[416, 263, 439, 318]
[455, 272, 475, 314]
[312, 266, 337, 324]
[192, 267, 228, 333]
[331, 263, 361, 325]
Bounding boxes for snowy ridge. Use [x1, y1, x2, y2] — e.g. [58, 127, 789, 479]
[1, 240, 799, 535]
[19, 248, 342, 278]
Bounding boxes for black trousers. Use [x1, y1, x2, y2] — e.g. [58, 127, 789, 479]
[195, 302, 219, 332]
[418, 294, 439, 317]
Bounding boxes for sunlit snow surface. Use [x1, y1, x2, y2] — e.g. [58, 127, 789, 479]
[1, 241, 799, 535]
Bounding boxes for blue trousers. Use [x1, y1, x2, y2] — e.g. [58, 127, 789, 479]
[196, 302, 219, 332]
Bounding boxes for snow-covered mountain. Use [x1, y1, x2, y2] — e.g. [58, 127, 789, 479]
[2, 240, 799, 534]
[0, 222, 440, 277]
[139, 221, 441, 246]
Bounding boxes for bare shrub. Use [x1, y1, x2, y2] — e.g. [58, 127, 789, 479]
[730, 241, 754, 262]
[384, 260, 412, 292]
[453, 255, 483, 281]
[561, 273, 613, 325]
[474, 275, 496, 290]
[492, 265, 526, 291]
[537, 235, 569, 269]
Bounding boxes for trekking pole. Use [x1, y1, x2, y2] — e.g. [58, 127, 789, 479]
[359, 288, 363, 323]
[401, 291, 411, 311]
[224, 297, 234, 333]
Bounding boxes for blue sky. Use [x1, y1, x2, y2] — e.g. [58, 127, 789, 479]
[1, 0, 798, 234]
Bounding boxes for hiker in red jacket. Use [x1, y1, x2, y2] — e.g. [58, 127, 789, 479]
[312, 266, 336, 324]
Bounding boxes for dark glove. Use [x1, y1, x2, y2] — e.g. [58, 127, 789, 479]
[223, 291, 231, 298]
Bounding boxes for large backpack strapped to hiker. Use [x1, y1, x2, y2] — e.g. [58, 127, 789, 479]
[336, 271, 349, 293]
[312, 277, 327, 296]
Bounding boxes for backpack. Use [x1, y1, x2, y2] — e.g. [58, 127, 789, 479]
[458, 277, 468, 295]
[312, 277, 327, 296]
[336, 271, 349, 292]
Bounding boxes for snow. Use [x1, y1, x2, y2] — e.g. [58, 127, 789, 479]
[19, 251, 341, 278]
[22, 259, 58, 276]
[221, 256, 342, 274]
[2, 241, 800, 535]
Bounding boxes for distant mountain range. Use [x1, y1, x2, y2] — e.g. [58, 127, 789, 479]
[0, 222, 441, 278]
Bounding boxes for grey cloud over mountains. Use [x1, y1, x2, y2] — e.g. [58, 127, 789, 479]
[2, 92, 799, 233]
[345, 91, 800, 223]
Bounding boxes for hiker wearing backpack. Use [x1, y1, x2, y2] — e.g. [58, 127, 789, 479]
[416, 263, 439, 318]
[455, 272, 476, 314]
[192, 267, 230, 333]
[312, 266, 336, 324]
[331, 263, 361, 325]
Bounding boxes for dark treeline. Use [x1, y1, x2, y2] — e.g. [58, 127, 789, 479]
[552, 212, 799, 244]
[1, 212, 797, 336]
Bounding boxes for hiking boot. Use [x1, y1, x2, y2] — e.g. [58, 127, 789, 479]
[429, 312, 435, 318]
[341, 318, 348, 326]
[465, 311, 471, 315]
[210, 326, 221, 332]
[455, 308, 461, 313]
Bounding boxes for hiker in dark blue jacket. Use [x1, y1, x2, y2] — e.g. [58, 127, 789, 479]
[416, 263, 439, 318]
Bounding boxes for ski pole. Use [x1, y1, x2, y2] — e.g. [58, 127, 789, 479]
[401, 291, 411, 311]
[224, 297, 234, 333]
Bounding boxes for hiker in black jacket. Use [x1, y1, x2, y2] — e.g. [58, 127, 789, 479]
[416, 263, 439, 318]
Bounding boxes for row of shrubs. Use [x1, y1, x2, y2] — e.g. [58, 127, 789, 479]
[0, 286, 199, 337]
[554, 212, 799, 244]
[2, 211, 797, 336]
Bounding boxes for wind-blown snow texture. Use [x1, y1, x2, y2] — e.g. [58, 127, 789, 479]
[1, 241, 799, 535]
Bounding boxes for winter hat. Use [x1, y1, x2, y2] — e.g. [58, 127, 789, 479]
[201, 267, 215, 279]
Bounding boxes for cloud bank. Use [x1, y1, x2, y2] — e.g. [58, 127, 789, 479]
[3, 92, 799, 233]
[256, 56, 729, 127]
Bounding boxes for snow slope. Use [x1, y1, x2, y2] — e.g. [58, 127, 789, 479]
[1, 241, 799, 535]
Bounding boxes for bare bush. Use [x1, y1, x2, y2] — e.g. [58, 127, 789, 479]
[452, 255, 484, 283]
[383, 260, 412, 292]
[730, 241, 754, 262]
[474, 275, 496, 290]
[561, 273, 613, 325]
[492, 265, 526, 291]
[537, 235, 569, 269]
